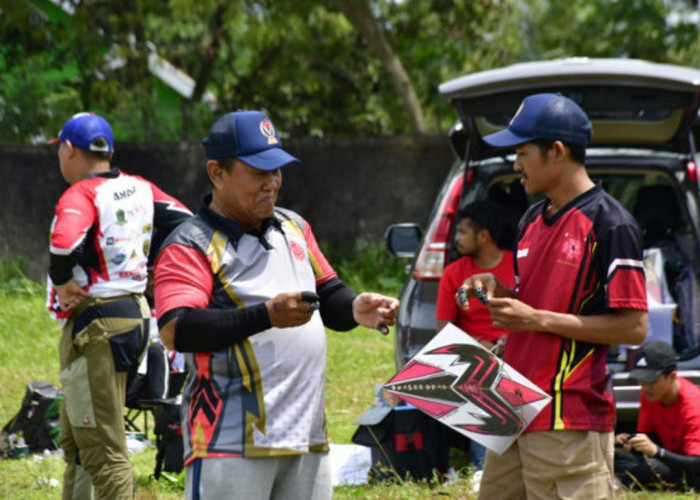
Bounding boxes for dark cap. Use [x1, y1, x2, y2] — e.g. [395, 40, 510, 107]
[48, 112, 114, 153]
[630, 340, 677, 383]
[483, 93, 592, 149]
[202, 110, 300, 171]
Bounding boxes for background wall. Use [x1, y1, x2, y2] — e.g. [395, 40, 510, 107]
[0, 136, 454, 281]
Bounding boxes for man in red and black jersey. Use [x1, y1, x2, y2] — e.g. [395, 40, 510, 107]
[47, 112, 192, 499]
[461, 93, 648, 499]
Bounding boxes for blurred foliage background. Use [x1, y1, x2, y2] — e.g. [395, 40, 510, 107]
[1, 0, 699, 143]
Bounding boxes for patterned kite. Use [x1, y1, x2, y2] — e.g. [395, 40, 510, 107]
[384, 324, 551, 454]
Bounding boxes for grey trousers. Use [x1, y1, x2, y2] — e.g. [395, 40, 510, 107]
[185, 452, 332, 500]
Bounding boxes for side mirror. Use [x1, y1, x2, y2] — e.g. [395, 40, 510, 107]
[385, 223, 423, 258]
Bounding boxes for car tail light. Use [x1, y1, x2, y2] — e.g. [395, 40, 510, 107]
[687, 161, 698, 184]
[412, 172, 466, 280]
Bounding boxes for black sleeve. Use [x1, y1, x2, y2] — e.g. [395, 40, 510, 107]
[169, 304, 271, 352]
[148, 201, 192, 267]
[657, 448, 700, 475]
[317, 277, 358, 331]
[49, 253, 76, 286]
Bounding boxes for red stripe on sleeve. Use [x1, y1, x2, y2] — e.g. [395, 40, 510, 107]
[154, 243, 213, 320]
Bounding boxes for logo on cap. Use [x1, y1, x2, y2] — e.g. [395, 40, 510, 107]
[260, 119, 279, 145]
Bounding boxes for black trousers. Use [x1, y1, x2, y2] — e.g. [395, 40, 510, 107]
[614, 449, 700, 491]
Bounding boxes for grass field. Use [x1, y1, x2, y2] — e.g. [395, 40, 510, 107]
[0, 256, 695, 499]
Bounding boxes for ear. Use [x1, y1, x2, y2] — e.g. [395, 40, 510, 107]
[550, 141, 568, 161]
[64, 140, 78, 159]
[476, 228, 491, 244]
[206, 160, 224, 189]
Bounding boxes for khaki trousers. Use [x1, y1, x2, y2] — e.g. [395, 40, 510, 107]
[478, 430, 614, 500]
[59, 295, 149, 500]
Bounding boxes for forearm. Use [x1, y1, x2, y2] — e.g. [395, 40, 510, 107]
[530, 308, 647, 345]
[318, 277, 357, 331]
[655, 447, 700, 475]
[160, 304, 271, 352]
[49, 253, 76, 286]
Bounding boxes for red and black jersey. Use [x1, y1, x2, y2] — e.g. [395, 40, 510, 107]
[506, 184, 647, 433]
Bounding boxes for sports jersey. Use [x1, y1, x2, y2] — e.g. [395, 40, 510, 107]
[637, 377, 700, 456]
[436, 251, 514, 342]
[506, 184, 647, 433]
[47, 168, 191, 322]
[154, 199, 337, 464]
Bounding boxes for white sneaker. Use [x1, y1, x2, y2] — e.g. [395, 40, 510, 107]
[470, 469, 483, 495]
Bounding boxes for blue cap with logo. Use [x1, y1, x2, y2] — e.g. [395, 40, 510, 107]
[48, 112, 114, 153]
[202, 110, 300, 171]
[483, 93, 592, 149]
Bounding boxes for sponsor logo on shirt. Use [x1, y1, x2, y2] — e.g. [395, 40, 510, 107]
[290, 240, 306, 261]
[116, 209, 127, 225]
[113, 186, 137, 201]
[111, 253, 127, 265]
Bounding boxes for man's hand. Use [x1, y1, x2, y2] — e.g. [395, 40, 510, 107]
[55, 279, 92, 311]
[488, 297, 540, 331]
[352, 292, 399, 335]
[615, 433, 634, 453]
[458, 273, 512, 311]
[627, 433, 659, 457]
[265, 291, 318, 328]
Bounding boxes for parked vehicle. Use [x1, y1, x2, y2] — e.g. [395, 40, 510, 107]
[386, 58, 700, 431]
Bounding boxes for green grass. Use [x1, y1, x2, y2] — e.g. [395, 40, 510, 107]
[0, 255, 691, 499]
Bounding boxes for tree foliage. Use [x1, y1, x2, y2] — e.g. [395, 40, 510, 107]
[1, 0, 699, 143]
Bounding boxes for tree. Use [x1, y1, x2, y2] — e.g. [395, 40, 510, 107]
[328, 0, 428, 134]
[2, 0, 699, 143]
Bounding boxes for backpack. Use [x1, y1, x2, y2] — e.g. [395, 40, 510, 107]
[1, 381, 63, 457]
[352, 404, 450, 482]
[152, 402, 184, 478]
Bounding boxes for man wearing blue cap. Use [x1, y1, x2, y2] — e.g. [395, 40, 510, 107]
[47, 112, 192, 499]
[459, 94, 649, 499]
[153, 110, 399, 499]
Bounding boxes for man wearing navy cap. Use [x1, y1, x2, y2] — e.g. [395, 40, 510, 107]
[614, 340, 700, 491]
[459, 94, 649, 499]
[47, 112, 192, 499]
[153, 110, 399, 499]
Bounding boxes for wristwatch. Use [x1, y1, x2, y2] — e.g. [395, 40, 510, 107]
[654, 446, 666, 459]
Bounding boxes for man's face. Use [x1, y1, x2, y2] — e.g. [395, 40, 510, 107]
[513, 142, 554, 195]
[639, 372, 674, 402]
[454, 218, 479, 256]
[214, 159, 282, 228]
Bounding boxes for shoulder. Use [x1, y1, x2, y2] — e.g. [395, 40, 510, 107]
[275, 206, 306, 226]
[161, 214, 211, 250]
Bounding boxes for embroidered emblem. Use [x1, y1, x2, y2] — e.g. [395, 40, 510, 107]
[260, 119, 278, 145]
[290, 241, 306, 261]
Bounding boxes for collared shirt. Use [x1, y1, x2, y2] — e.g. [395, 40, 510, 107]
[507, 184, 647, 433]
[154, 196, 336, 462]
[47, 168, 191, 323]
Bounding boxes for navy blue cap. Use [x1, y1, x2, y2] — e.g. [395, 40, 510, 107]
[48, 112, 114, 153]
[202, 111, 300, 171]
[483, 93, 592, 149]
[630, 340, 677, 383]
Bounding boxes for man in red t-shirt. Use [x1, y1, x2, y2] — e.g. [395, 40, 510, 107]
[615, 340, 700, 491]
[436, 199, 515, 479]
[436, 199, 514, 352]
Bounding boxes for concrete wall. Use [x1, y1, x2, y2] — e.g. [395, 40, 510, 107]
[0, 136, 454, 281]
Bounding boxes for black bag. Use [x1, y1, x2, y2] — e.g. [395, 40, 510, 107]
[352, 405, 450, 482]
[1, 381, 63, 456]
[152, 402, 184, 478]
